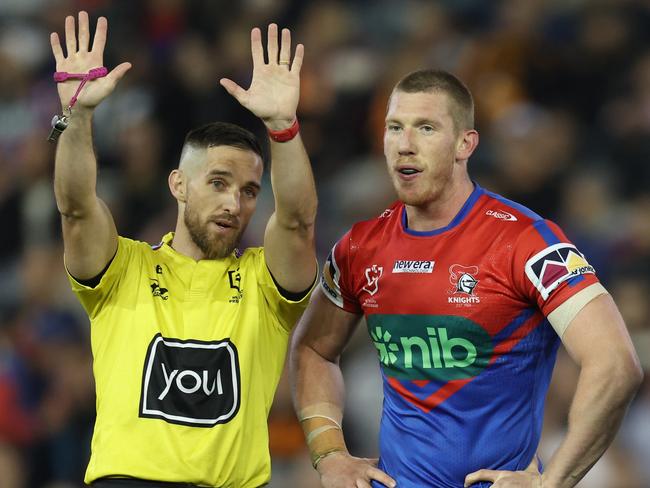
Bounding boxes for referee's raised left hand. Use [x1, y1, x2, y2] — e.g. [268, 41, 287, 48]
[220, 23, 303, 131]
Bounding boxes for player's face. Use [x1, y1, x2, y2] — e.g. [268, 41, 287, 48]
[384, 90, 463, 207]
[184, 146, 263, 259]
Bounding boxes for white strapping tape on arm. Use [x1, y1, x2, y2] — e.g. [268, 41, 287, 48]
[547, 283, 608, 337]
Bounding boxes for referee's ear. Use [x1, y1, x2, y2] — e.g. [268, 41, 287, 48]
[169, 169, 187, 203]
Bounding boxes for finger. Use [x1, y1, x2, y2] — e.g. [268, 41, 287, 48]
[267, 23, 279, 64]
[78, 11, 90, 52]
[91, 17, 108, 55]
[64, 15, 77, 57]
[278, 27, 291, 65]
[219, 78, 247, 103]
[50, 33, 64, 64]
[291, 43, 304, 74]
[464, 469, 500, 486]
[250, 27, 264, 68]
[367, 467, 397, 488]
[355, 480, 372, 488]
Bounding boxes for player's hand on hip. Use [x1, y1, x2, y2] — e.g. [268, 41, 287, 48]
[220, 24, 303, 130]
[465, 456, 542, 487]
[317, 452, 396, 488]
[50, 11, 131, 112]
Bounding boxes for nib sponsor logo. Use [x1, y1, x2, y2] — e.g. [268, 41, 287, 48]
[368, 315, 492, 381]
[370, 327, 399, 366]
[486, 209, 517, 221]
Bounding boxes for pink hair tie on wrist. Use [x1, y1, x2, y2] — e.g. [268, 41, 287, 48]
[47, 66, 109, 143]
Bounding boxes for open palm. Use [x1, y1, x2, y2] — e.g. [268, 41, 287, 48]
[50, 11, 131, 111]
[220, 24, 303, 127]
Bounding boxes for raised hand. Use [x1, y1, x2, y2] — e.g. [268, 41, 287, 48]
[220, 24, 303, 130]
[50, 11, 131, 112]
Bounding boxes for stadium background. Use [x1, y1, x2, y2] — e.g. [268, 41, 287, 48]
[0, 0, 649, 486]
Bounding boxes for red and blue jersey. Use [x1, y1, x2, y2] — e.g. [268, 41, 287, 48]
[321, 184, 601, 488]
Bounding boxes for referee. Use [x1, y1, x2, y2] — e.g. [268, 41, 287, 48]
[50, 11, 317, 487]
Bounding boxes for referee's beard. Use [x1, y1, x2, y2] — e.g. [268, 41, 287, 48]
[184, 204, 244, 260]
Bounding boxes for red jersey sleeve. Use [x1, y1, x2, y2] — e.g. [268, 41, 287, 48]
[320, 230, 363, 314]
[511, 219, 601, 317]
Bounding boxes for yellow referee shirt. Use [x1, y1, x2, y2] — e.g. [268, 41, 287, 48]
[68, 233, 313, 487]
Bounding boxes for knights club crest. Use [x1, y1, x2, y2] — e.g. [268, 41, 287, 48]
[448, 264, 480, 305]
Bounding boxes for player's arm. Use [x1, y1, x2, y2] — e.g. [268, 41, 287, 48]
[465, 293, 643, 488]
[220, 25, 317, 293]
[290, 288, 396, 488]
[50, 12, 131, 279]
[539, 293, 642, 487]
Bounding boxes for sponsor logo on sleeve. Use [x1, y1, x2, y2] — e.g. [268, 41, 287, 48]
[525, 243, 595, 300]
[320, 249, 344, 308]
[139, 334, 240, 427]
[486, 209, 518, 221]
[392, 260, 435, 274]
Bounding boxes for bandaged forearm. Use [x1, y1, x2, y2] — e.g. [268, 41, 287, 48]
[298, 402, 347, 467]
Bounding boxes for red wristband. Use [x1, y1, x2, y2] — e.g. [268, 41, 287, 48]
[267, 118, 299, 142]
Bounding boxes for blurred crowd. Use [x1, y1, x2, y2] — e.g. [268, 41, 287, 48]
[0, 0, 649, 486]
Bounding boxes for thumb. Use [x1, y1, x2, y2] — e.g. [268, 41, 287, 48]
[220, 78, 247, 103]
[464, 469, 499, 487]
[106, 62, 132, 85]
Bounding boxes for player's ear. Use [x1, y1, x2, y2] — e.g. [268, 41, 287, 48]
[456, 129, 479, 161]
[169, 169, 187, 203]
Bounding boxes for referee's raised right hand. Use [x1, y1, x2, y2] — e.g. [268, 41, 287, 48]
[317, 452, 397, 488]
[50, 11, 131, 112]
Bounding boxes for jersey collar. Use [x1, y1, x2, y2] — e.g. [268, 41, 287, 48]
[152, 232, 241, 262]
[401, 183, 485, 237]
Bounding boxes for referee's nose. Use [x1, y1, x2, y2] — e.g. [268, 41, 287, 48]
[220, 189, 241, 216]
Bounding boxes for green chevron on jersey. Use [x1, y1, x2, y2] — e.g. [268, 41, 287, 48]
[367, 315, 493, 381]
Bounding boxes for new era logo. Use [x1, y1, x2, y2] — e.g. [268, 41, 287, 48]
[139, 334, 240, 427]
[392, 260, 435, 274]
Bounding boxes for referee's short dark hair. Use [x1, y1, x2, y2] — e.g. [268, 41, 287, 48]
[183, 122, 264, 162]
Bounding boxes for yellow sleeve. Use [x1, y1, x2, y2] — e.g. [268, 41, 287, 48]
[65, 236, 137, 319]
[252, 248, 317, 332]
